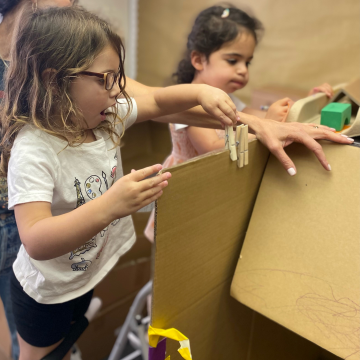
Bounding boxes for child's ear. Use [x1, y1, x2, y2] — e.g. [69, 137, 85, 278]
[190, 51, 206, 71]
[41, 68, 58, 90]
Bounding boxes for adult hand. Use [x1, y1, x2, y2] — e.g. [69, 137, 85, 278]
[308, 83, 334, 98]
[247, 117, 354, 175]
[265, 97, 294, 122]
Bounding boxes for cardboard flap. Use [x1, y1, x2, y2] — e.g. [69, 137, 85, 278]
[331, 78, 360, 106]
[231, 141, 360, 359]
[152, 141, 269, 359]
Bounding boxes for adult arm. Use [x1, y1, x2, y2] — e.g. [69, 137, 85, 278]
[125, 78, 354, 173]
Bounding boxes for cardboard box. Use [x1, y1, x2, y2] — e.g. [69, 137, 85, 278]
[121, 121, 172, 175]
[231, 142, 360, 360]
[151, 139, 357, 359]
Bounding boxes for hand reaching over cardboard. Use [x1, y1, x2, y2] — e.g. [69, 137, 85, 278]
[240, 115, 355, 175]
[265, 97, 294, 122]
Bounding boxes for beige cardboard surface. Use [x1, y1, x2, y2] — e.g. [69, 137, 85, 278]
[152, 141, 269, 359]
[231, 141, 360, 359]
[138, 0, 360, 104]
[122, 121, 172, 175]
[332, 78, 360, 106]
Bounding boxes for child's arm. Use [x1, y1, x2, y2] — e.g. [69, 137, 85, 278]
[14, 164, 171, 261]
[134, 84, 239, 126]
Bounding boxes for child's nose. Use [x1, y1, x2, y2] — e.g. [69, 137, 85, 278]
[110, 81, 121, 98]
[237, 63, 248, 76]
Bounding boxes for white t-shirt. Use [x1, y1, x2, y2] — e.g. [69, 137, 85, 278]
[8, 99, 137, 304]
[174, 93, 246, 131]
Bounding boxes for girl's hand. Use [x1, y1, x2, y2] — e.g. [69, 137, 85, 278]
[105, 164, 171, 219]
[197, 85, 239, 126]
[248, 117, 354, 175]
[265, 97, 294, 122]
[308, 83, 334, 98]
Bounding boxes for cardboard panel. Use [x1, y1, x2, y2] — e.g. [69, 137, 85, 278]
[137, 0, 360, 104]
[231, 141, 360, 359]
[152, 141, 269, 359]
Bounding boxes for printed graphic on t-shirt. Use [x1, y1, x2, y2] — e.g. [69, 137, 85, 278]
[70, 168, 121, 268]
[69, 236, 97, 260]
[71, 258, 92, 271]
[85, 175, 104, 199]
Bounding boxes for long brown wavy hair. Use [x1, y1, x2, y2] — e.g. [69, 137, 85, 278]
[0, 5, 132, 175]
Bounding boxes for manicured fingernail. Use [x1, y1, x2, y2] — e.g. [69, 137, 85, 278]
[330, 128, 336, 131]
[348, 138, 355, 142]
[328, 164, 331, 171]
[236, 116, 241, 121]
[287, 168, 296, 176]
[341, 134, 349, 138]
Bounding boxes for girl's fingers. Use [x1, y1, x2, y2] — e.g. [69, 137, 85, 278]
[143, 190, 164, 206]
[130, 164, 163, 181]
[208, 106, 235, 126]
[141, 182, 168, 201]
[139, 172, 171, 191]
[220, 102, 238, 124]
[226, 97, 237, 114]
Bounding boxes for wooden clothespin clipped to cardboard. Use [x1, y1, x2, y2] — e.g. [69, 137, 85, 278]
[236, 124, 249, 168]
[225, 126, 237, 161]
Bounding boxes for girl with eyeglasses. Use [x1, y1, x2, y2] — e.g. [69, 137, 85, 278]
[0, 1, 74, 359]
[0, 5, 244, 359]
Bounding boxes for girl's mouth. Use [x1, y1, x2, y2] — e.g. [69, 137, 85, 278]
[100, 110, 106, 121]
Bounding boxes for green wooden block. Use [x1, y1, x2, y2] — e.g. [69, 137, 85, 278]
[320, 103, 351, 131]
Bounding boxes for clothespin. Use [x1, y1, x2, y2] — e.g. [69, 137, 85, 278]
[236, 124, 249, 168]
[225, 126, 237, 161]
[243, 125, 249, 165]
[236, 125, 244, 168]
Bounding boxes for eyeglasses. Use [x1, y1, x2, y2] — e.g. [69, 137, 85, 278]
[78, 71, 120, 91]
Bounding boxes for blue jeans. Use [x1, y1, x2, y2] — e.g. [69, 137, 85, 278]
[0, 213, 21, 360]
